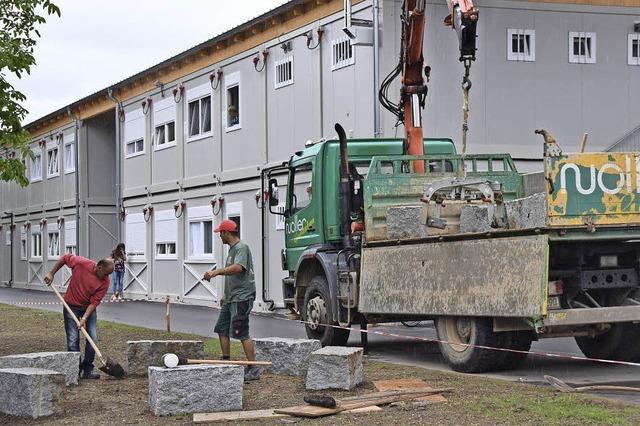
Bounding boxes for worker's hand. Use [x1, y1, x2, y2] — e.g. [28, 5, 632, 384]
[78, 317, 86, 330]
[44, 272, 54, 286]
[219, 298, 224, 307]
[203, 269, 218, 282]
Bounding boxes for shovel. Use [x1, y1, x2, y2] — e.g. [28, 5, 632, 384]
[545, 375, 640, 394]
[50, 284, 125, 378]
[162, 353, 272, 368]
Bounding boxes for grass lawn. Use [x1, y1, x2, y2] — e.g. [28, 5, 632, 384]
[0, 303, 638, 425]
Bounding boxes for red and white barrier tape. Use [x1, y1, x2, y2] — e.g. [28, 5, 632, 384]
[5, 298, 640, 368]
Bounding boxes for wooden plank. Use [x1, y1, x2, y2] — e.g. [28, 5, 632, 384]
[193, 406, 382, 423]
[193, 409, 288, 423]
[275, 390, 451, 418]
[374, 379, 448, 404]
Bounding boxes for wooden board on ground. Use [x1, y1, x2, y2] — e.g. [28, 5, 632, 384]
[374, 379, 447, 404]
[193, 406, 382, 423]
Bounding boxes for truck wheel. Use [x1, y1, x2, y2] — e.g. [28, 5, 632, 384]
[435, 316, 502, 373]
[613, 323, 640, 362]
[575, 324, 624, 360]
[303, 275, 350, 347]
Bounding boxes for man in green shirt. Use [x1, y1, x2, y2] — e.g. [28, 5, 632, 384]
[204, 220, 261, 381]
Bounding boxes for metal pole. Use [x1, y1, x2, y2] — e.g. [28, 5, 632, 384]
[373, 0, 381, 138]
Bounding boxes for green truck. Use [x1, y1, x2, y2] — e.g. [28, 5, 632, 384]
[263, 125, 640, 373]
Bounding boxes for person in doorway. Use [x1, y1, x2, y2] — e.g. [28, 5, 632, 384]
[203, 219, 261, 381]
[110, 243, 126, 301]
[44, 254, 114, 379]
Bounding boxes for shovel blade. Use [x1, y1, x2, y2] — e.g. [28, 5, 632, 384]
[99, 357, 125, 378]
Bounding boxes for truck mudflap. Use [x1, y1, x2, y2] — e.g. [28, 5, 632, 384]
[543, 305, 640, 327]
[359, 234, 548, 317]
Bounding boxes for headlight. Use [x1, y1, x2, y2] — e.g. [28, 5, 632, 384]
[600, 255, 618, 268]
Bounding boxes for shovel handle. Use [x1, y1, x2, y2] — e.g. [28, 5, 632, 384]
[182, 358, 272, 366]
[49, 284, 106, 363]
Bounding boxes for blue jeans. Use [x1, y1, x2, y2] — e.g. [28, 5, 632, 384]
[63, 306, 97, 374]
[112, 270, 124, 295]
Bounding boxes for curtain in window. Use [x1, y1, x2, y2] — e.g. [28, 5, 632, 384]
[201, 97, 211, 133]
[190, 222, 202, 256]
[189, 101, 200, 137]
[65, 144, 74, 171]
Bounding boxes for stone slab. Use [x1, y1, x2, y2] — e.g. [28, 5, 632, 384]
[386, 205, 428, 239]
[149, 365, 243, 416]
[505, 193, 547, 230]
[306, 346, 364, 390]
[253, 337, 321, 376]
[127, 340, 204, 375]
[0, 351, 80, 385]
[460, 204, 495, 233]
[0, 367, 64, 418]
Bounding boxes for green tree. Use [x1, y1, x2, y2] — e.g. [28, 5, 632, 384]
[0, 0, 60, 187]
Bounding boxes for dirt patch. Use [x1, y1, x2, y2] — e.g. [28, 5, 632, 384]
[1, 304, 639, 425]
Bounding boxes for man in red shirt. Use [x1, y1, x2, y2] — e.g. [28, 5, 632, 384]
[44, 253, 114, 379]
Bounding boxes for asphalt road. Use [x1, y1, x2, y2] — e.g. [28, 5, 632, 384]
[1, 287, 639, 404]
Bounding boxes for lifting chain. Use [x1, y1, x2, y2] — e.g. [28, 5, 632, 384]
[460, 58, 472, 176]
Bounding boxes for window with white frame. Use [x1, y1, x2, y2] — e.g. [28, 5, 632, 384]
[30, 149, 42, 182]
[629, 34, 640, 66]
[63, 133, 75, 174]
[153, 97, 177, 149]
[188, 206, 213, 258]
[225, 202, 242, 239]
[47, 146, 59, 178]
[64, 220, 76, 255]
[124, 108, 145, 158]
[154, 210, 178, 259]
[275, 57, 294, 89]
[125, 213, 146, 258]
[186, 83, 212, 140]
[332, 36, 355, 70]
[5, 230, 11, 245]
[569, 32, 596, 64]
[507, 29, 535, 62]
[20, 230, 27, 259]
[48, 230, 60, 258]
[225, 72, 241, 131]
[31, 227, 42, 258]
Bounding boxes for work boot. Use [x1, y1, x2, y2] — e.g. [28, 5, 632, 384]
[243, 366, 263, 383]
[81, 370, 100, 380]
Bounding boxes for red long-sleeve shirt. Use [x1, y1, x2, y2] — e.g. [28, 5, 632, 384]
[61, 254, 110, 308]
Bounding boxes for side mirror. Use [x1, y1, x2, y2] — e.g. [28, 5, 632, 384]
[268, 179, 279, 207]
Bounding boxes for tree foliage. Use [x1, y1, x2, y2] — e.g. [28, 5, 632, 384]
[0, 0, 60, 187]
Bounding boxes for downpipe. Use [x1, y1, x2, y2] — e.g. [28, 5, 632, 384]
[67, 108, 81, 255]
[107, 88, 123, 243]
[260, 168, 276, 311]
[2, 211, 14, 287]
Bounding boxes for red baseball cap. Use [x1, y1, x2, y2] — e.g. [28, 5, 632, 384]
[214, 220, 238, 233]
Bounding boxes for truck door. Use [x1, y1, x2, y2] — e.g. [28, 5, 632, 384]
[285, 160, 322, 268]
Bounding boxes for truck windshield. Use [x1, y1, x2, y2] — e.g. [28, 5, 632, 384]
[290, 163, 313, 213]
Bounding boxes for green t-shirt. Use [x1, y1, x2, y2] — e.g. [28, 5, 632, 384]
[223, 240, 256, 302]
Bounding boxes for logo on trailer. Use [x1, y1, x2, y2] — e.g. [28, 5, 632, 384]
[558, 155, 639, 196]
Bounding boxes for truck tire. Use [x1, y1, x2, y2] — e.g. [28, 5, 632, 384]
[613, 323, 640, 362]
[435, 316, 503, 373]
[575, 324, 624, 360]
[302, 275, 350, 347]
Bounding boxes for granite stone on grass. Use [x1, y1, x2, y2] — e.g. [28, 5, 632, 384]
[0, 351, 80, 385]
[253, 337, 321, 376]
[0, 367, 64, 418]
[126, 340, 204, 375]
[148, 365, 243, 416]
[306, 346, 364, 390]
